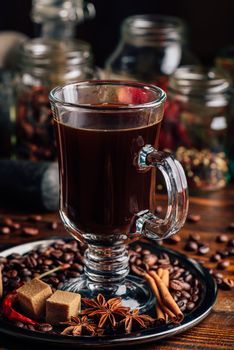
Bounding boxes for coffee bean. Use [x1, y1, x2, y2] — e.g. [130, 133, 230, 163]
[6, 269, 18, 278]
[43, 259, 53, 266]
[8, 253, 21, 259]
[177, 300, 186, 312]
[28, 215, 42, 222]
[186, 301, 195, 311]
[37, 323, 53, 332]
[198, 244, 210, 255]
[217, 250, 229, 258]
[0, 226, 11, 235]
[131, 264, 145, 276]
[48, 221, 58, 230]
[142, 249, 151, 255]
[228, 247, 234, 256]
[14, 321, 25, 328]
[63, 253, 74, 262]
[228, 222, 234, 231]
[165, 234, 181, 244]
[213, 272, 223, 279]
[71, 263, 83, 272]
[67, 271, 80, 278]
[192, 295, 199, 302]
[228, 239, 234, 247]
[210, 254, 222, 262]
[181, 290, 191, 299]
[189, 233, 201, 242]
[217, 260, 230, 270]
[9, 278, 21, 289]
[172, 258, 179, 266]
[170, 271, 182, 279]
[193, 286, 200, 295]
[143, 254, 158, 266]
[185, 274, 193, 283]
[194, 279, 199, 287]
[158, 259, 170, 265]
[11, 222, 21, 230]
[170, 280, 183, 291]
[2, 217, 13, 226]
[161, 253, 170, 260]
[25, 256, 37, 268]
[187, 214, 201, 223]
[216, 234, 228, 243]
[130, 255, 137, 263]
[174, 290, 182, 298]
[27, 325, 35, 331]
[135, 258, 142, 266]
[21, 268, 32, 277]
[134, 245, 142, 253]
[47, 277, 60, 286]
[22, 227, 39, 236]
[184, 241, 198, 252]
[0, 257, 7, 264]
[222, 278, 234, 290]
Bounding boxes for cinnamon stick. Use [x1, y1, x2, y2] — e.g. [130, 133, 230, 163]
[144, 273, 167, 324]
[157, 267, 163, 279]
[149, 270, 184, 323]
[157, 268, 169, 287]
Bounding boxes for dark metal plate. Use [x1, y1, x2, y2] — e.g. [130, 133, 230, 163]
[0, 239, 217, 348]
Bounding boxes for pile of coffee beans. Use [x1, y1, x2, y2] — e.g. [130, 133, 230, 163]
[163, 214, 234, 290]
[129, 244, 201, 313]
[0, 240, 85, 297]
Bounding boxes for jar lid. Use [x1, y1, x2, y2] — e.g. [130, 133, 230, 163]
[169, 66, 231, 95]
[19, 38, 92, 68]
[32, 0, 95, 24]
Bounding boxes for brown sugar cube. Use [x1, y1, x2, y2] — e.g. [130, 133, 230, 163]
[46, 290, 81, 325]
[0, 268, 3, 298]
[17, 278, 53, 320]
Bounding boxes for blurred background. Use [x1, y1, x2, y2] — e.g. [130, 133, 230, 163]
[1, 0, 234, 67]
[0, 0, 234, 209]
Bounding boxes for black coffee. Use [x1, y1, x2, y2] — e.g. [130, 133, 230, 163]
[54, 115, 161, 236]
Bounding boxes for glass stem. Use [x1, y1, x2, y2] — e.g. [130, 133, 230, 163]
[84, 237, 129, 292]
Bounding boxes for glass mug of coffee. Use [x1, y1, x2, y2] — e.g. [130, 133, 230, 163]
[50, 81, 188, 311]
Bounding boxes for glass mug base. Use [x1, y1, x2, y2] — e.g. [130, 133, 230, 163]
[59, 274, 155, 313]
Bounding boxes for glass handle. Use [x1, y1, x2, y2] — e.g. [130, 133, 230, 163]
[135, 145, 189, 240]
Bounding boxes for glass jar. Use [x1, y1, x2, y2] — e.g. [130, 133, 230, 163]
[15, 39, 96, 160]
[0, 70, 15, 158]
[160, 66, 231, 191]
[105, 15, 198, 89]
[215, 46, 234, 177]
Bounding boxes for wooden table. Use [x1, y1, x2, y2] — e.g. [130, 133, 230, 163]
[0, 186, 234, 349]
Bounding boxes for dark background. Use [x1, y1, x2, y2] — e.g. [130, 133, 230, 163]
[1, 0, 234, 67]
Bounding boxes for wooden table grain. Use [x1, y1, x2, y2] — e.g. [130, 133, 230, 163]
[0, 186, 234, 349]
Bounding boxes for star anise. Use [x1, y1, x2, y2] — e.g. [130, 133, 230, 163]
[120, 309, 155, 334]
[82, 294, 130, 329]
[61, 315, 100, 336]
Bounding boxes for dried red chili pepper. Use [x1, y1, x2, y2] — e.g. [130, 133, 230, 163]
[2, 291, 38, 326]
